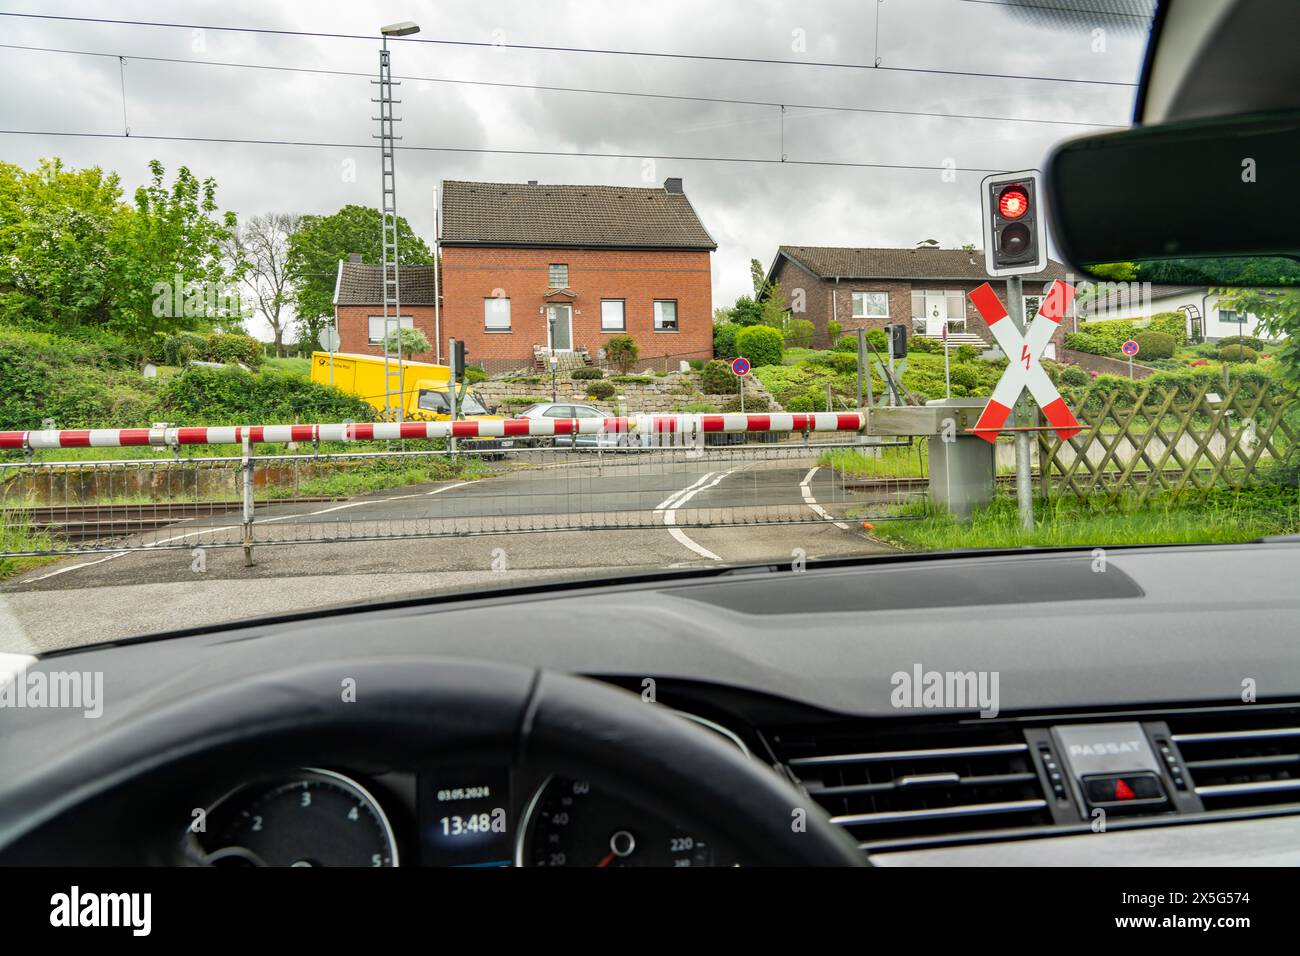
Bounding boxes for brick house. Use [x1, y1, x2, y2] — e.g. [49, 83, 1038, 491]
[764, 246, 1076, 357]
[439, 178, 716, 374]
[332, 255, 439, 359]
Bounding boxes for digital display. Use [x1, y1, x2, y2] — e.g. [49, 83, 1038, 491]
[419, 770, 513, 866]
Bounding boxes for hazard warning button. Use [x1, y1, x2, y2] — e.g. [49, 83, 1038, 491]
[1083, 772, 1168, 808]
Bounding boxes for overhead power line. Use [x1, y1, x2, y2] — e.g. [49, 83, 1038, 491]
[0, 128, 1012, 174]
[0, 11, 1139, 87]
[958, 0, 1155, 22]
[0, 42, 1129, 130]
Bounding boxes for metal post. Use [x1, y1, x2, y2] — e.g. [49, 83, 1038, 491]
[943, 326, 951, 400]
[739, 373, 745, 414]
[448, 336, 459, 456]
[241, 435, 256, 566]
[374, 34, 405, 421]
[1006, 276, 1034, 531]
[856, 326, 865, 409]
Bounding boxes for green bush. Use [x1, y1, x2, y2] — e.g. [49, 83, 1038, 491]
[205, 332, 264, 368]
[735, 325, 784, 367]
[807, 351, 861, 374]
[784, 319, 816, 349]
[834, 328, 888, 353]
[825, 320, 842, 344]
[610, 375, 653, 384]
[585, 380, 616, 400]
[784, 392, 817, 413]
[908, 335, 941, 353]
[1133, 330, 1176, 360]
[463, 366, 488, 384]
[712, 322, 741, 361]
[158, 366, 373, 424]
[605, 334, 639, 372]
[1064, 331, 1111, 355]
[1079, 312, 1188, 350]
[721, 393, 770, 413]
[162, 331, 208, 366]
[955, 344, 979, 362]
[1060, 365, 1090, 387]
[687, 358, 706, 371]
[1218, 334, 1264, 351]
[1218, 344, 1259, 364]
[701, 359, 741, 394]
[570, 366, 604, 380]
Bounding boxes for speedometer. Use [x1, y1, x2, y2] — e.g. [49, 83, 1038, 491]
[194, 769, 399, 867]
[518, 777, 733, 867]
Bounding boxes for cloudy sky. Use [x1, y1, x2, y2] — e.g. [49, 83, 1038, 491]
[1, 0, 1156, 339]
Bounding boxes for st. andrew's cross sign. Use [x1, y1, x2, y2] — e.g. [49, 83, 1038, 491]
[967, 279, 1082, 444]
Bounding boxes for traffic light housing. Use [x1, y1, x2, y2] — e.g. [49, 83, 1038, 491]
[452, 340, 467, 378]
[980, 169, 1048, 276]
[884, 323, 908, 358]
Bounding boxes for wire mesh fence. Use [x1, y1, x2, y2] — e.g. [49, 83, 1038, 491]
[0, 435, 928, 558]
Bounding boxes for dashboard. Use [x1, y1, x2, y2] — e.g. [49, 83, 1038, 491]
[3, 541, 1300, 866]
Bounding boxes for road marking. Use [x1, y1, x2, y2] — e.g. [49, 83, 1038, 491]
[15, 480, 479, 582]
[800, 467, 850, 530]
[659, 470, 733, 562]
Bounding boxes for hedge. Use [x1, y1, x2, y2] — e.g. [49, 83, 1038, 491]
[713, 322, 741, 361]
[585, 380, 616, 399]
[157, 366, 374, 423]
[735, 325, 784, 367]
[1218, 335, 1264, 351]
[1218, 344, 1259, 364]
[1075, 312, 1188, 351]
[570, 366, 604, 380]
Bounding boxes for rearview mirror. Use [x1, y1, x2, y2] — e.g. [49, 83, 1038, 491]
[1045, 109, 1300, 288]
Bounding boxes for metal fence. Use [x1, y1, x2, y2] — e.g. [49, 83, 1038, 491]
[0, 421, 927, 559]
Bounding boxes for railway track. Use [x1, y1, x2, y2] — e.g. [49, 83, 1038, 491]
[2, 498, 339, 543]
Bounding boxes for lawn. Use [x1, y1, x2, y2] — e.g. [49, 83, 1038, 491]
[869, 484, 1300, 551]
[818, 443, 928, 479]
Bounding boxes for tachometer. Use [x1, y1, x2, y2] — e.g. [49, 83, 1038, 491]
[195, 769, 398, 867]
[518, 777, 730, 867]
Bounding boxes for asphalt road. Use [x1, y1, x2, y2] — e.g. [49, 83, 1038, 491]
[1, 448, 907, 653]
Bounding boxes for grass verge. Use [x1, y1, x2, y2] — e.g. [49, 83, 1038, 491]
[869, 484, 1300, 551]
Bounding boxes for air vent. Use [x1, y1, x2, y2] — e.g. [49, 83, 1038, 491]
[1171, 711, 1300, 812]
[769, 725, 1049, 850]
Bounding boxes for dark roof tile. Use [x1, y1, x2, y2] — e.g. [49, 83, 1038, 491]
[777, 245, 1071, 282]
[334, 262, 438, 306]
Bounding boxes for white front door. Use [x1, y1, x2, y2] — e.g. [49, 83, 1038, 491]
[923, 292, 947, 336]
[546, 304, 573, 351]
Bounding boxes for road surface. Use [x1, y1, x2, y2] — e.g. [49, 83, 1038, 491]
[1, 447, 914, 653]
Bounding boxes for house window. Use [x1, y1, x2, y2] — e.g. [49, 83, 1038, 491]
[484, 296, 511, 331]
[852, 292, 889, 319]
[910, 291, 925, 320]
[945, 291, 966, 323]
[548, 264, 569, 289]
[367, 314, 413, 344]
[600, 299, 625, 332]
[654, 300, 678, 331]
[1219, 309, 1244, 324]
[1024, 295, 1043, 322]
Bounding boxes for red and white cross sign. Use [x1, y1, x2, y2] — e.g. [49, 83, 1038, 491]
[967, 279, 1082, 443]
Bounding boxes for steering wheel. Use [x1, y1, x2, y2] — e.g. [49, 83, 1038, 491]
[0, 659, 865, 867]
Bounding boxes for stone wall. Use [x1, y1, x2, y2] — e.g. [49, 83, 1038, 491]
[473, 370, 782, 414]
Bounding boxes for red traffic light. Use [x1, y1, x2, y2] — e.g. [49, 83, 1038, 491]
[998, 185, 1030, 220]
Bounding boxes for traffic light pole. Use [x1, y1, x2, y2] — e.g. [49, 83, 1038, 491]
[1005, 276, 1035, 532]
[447, 336, 458, 456]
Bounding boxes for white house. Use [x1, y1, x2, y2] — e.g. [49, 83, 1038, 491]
[1081, 283, 1274, 342]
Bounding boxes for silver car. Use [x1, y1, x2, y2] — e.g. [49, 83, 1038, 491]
[516, 402, 623, 448]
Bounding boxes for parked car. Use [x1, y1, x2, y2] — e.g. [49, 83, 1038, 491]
[516, 402, 622, 447]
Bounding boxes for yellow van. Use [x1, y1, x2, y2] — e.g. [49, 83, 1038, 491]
[310, 351, 499, 425]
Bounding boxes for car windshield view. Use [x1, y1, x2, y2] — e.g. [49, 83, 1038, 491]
[0, 0, 1296, 653]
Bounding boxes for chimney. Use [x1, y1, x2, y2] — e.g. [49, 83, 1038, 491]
[663, 177, 683, 194]
[527, 180, 538, 185]
[348, 252, 362, 263]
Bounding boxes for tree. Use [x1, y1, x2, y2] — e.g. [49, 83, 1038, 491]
[223, 213, 300, 356]
[727, 295, 764, 326]
[605, 334, 639, 373]
[750, 258, 767, 296]
[115, 160, 241, 338]
[383, 326, 431, 358]
[0, 158, 126, 330]
[287, 205, 432, 349]
[759, 280, 788, 329]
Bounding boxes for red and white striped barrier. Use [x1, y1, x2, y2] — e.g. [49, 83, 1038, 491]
[0, 412, 866, 450]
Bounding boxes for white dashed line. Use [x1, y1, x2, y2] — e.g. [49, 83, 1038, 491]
[800, 467, 850, 530]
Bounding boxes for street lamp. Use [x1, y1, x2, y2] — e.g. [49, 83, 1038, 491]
[380, 21, 420, 36]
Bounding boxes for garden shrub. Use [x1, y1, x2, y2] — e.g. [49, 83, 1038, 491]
[1132, 330, 1176, 360]
[784, 319, 816, 349]
[712, 322, 741, 361]
[1218, 344, 1259, 364]
[1218, 335, 1264, 351]
[162, 331, 208, 366]
[605, 334, 639, 372]
[1060, 365, 1090, 387]
[701, 359, 740, 394]
[570, 367, 604, 380]
[585, 380, 616, 400]
[205, 332, 264, 368]
[158, 366, 373, 424]
[735, 325, 784, 367]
